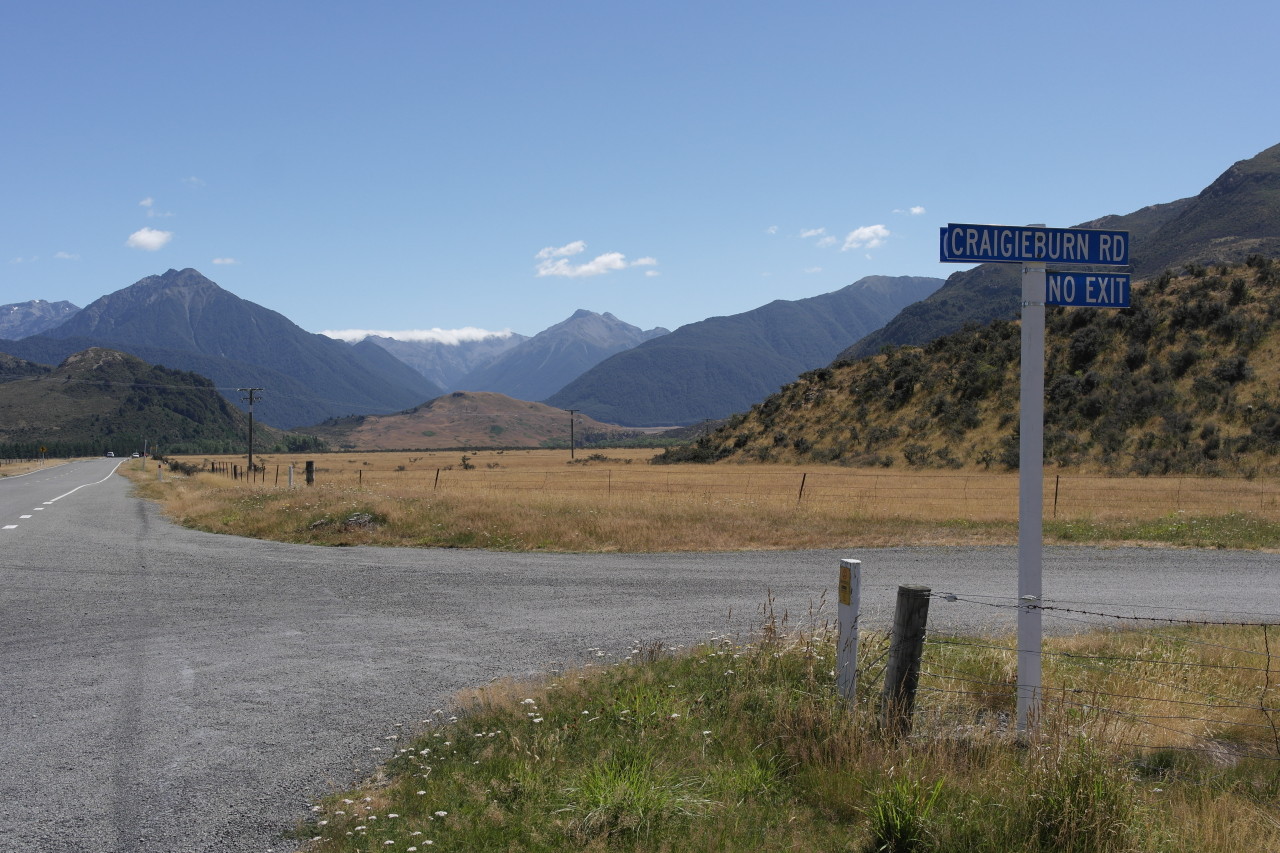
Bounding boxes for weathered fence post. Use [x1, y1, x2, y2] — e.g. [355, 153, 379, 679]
[880, 584, 931, 738]
[305, 460, 315, 486]
[288, 464, 294, 489]
[837, 558, 862, 702]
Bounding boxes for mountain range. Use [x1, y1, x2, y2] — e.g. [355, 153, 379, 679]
[1, 269, 442, 429]
[0, 299, 80, 339]
[454, 310, 669, 402]
[360, 309, 668, 400]
[839, 141, 1280, 362]
[361, 332, 528, 391]
[545, 276, 944, 426]
[4, 142, 1280, 446]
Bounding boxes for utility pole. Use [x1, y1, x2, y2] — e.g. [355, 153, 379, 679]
[239, 387, 263, 471]
[567, 409, 578, 459]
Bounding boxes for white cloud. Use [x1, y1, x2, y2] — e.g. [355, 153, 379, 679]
[538, 251, 627, 278]
[841, 224, 890, 251]
[893, 206, 927, 216]
[800, 227, 838, 248]
[804, 267, 823, 274]
[766, 225, 778, 235]
[212, 257, 238, 265]
[182, 176, 205, 187]
[644, 270, 661, 277]
[139, 197, 154, 208]
[54, 251, 79, 260]
[535, 240, 586, 260]
[125, 227, 173, 251]
[320, 327, 516, 345]
[534, 241, 655, 278]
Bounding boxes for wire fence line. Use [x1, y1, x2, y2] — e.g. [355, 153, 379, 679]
[284, 463, 1280, 520]
[896, 589, 1280, 763]
[191, 450, 1280, 523]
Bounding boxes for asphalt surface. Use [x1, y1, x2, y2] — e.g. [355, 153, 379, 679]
[1, 458, 1278, 852]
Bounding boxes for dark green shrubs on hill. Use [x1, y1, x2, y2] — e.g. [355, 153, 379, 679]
[657, 258, 1280, 475]
[0, 348, 326, 457]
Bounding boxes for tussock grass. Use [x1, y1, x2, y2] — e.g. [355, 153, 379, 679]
[130, 452, 1280, 551]
[295, 620, 1280, 852]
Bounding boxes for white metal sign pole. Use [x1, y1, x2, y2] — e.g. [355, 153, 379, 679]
[1017, 261, 1046, 734]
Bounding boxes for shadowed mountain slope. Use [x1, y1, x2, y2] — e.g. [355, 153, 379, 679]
[546, 276, 944, 426]
[460, 310, 669, 402]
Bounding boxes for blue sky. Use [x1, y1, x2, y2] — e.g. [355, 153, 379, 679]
[5, 0, 1280, 344]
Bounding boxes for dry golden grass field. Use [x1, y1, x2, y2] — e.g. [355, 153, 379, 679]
[0, 458, 69, 478]
[132, 449, 1280, 551]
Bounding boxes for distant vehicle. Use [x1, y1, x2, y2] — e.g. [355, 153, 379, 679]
[131, 452, 140, 457]
[106, 452, 115, 457]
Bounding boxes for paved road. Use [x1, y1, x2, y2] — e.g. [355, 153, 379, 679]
[2, 458, 1278, 852]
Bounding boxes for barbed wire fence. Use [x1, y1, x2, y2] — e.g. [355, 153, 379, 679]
[850, 585, 1280, 764]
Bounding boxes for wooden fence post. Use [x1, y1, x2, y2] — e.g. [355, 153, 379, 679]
[305, 460, 315, 486]
[880, 584, 931, 738]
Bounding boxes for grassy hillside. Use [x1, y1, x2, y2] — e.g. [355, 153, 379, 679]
[658, 257, 1280, 476]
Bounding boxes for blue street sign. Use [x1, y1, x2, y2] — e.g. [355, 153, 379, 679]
[1046, 272, 1130, 308]
[940, 223, 1129, 266]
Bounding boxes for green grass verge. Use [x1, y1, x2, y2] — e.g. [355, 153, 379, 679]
[1047, 511, 1280, 549]
[293, 622, 1280, 852]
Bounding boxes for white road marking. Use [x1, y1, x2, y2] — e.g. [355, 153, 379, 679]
[19, 515, 31, 519]
[43, 462, 123, 504]
[2, 525, 16, 530]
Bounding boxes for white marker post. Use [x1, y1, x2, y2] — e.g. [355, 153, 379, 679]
[1017, 262, 1045, 734]
[837, 558, 862, 701]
